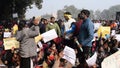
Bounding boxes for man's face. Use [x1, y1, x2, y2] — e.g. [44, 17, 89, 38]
[51, 18, 55, 23]
[44, 20, 48, 24]
[81, 13, 86, 20]
[34, 18, 40, 25]
[64, 16, 69, 21]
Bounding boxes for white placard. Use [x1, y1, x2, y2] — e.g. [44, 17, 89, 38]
[115, 34, 120, 41]
[86, 52, 97, 66]
[41, 29, 58, 43]
[38, 41, 43, 48]
[4, 32, 11, 38]
[62, 46, 76, 65]
[111, 30, 116, 36]
[13, 13, 18, 18]
[117, 48, 120, 51]
[102, 51, 120, 68]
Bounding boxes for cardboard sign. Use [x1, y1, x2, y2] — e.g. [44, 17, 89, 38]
[3, 37, 19, 50]
[97, 26, 110, 38]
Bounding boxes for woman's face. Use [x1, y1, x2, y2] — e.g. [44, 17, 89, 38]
[100, 47, 104, 51]
[51, 44, 56, 50]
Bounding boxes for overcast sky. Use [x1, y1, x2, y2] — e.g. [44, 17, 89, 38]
[25, 0, 120, 19]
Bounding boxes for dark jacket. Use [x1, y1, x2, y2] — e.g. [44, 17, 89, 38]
[78, 18, 94, 47]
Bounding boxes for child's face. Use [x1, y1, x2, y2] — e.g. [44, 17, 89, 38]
[104, 43, 108, 48]
[100, 47, 104, 51]
[14, 53, 17, 57]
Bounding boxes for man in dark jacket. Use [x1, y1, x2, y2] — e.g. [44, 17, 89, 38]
[78, 9, 94, 61]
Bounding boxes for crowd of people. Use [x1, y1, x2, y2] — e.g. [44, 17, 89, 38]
[0, 9, 120, 68]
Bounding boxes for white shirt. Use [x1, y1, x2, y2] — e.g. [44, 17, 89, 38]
[64, 18, 76, 32]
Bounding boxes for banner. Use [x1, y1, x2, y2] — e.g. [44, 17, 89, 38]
[97, 26, 110, 38]
[3, 37, 19, 50]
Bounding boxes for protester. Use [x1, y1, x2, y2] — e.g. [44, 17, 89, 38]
[77, 9, 94, 65]
[63, 12, 76, 38]
[39, 18, 48, 34]
[42, 50, 55, 68]
[15, 17, 40, 68]
[1, 48, 15, 68]
[12, 50, 20, 67]
[52, 47, 73, 68]
[1, 9, 120, 68]
[62, 12, 76, 50]
[46, 17, 61, 37]
[36, 48, 44, 68]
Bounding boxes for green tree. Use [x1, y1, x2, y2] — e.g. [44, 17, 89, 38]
[108, 5, 120, 20]
[41, 14, 52, 19]
[94, 10, 101, 20]
[57, 10, 64, 20]
[0, 0, 43, 20]
[57, 5, 80, 20]
[99, 5, 120, 20]
[63, 5, 79, 18]
[89, 10, 95, 20]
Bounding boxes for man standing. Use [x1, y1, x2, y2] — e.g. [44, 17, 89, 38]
[78, 9, 94, 60]
[15, 17, 40, 68]
[63, 12, 76, 49]
[46, 17, 61, 37]
[64, 12, 76, 34]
